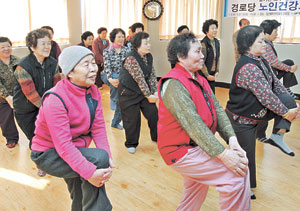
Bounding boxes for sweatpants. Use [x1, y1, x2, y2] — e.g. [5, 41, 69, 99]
[171, 147, 251, 211]
[118, 86, 158, 148]
[0, 103, 19, 145]
[31, 147, 112, 211]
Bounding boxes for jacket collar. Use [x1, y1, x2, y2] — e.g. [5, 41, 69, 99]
[174, 63, 198, 80]
[63, 77, 90, 96]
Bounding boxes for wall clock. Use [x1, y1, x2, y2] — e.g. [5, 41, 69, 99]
[143, 0, 164, 21]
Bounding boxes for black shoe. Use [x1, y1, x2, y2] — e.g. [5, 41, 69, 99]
[251, 194, 256, 200]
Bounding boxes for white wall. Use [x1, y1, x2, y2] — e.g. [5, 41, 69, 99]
[11, 0, 300, 94]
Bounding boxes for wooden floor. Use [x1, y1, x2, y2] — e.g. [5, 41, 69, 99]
[1, 86, 300, 211]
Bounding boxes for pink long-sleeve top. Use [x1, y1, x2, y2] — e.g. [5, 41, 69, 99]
[31, 77, 112, 180]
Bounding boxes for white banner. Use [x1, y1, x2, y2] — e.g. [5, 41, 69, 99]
[224, 0, 300, 17]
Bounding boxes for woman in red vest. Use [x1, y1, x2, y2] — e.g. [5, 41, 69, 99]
[157, 33, 250, 210]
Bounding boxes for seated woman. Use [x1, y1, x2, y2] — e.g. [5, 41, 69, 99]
[78, 31, 94, 51]
[103, 28, 129, 130]
[157, 33, 250, 210]
[0, 37, 19, 148]
[31, 46, 114, 211]
[118, 32, 158, 154]
[226, 25, 299, 198]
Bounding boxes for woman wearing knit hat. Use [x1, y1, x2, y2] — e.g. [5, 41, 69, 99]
[30, 46, 114, 210]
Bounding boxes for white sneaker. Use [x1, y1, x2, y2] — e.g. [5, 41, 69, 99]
[128, 147, 136, 154]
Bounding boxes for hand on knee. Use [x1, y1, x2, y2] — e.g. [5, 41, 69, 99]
[217, 149, 248, 177]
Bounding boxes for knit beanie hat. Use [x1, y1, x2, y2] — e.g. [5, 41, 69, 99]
[58, 46, 94, 76]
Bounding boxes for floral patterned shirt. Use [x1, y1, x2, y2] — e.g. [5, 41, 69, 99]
[262, 39, 291, 72]
[0, 55, 19, 103]
[103, 46, 129, 79]
[123, 54, 157, 97]
[232, 53, 289, 124]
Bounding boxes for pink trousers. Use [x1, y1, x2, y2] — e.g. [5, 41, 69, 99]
[171, 147, 251, 211]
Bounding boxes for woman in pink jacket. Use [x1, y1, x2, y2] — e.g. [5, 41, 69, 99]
[31, 46, 114, 211]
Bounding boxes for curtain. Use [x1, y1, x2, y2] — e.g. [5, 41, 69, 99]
[234, 16, 300, 43]
[159, 0, 222, 39]
[81, 0, 147, 37]
[0, 0, 69, 46]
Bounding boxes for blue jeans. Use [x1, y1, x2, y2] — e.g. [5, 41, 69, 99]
[101, 72, 122, 126]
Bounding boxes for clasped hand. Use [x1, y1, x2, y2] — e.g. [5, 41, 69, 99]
[88, 159, 115, 187]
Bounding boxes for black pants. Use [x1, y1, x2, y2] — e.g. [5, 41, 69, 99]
[15, 110, 38, 148]
[0, 103, 19, 145]
[227, 93, 296, 188]
[95, 64, 104, 88]
[256, 93, 297, 139]
[118, 86, 158, 148]
[273, 59, 298, 88]
[198, 70, 216, 93]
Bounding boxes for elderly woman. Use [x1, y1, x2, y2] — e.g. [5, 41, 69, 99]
[102, 28, 128, 130]
[118, 32, 158, 154]
[158, 33, 250, 210]
[31, 46, 114, 211]
[78, 31, 94, 51]
[226, 25, 299, 198]
[0, 37, 19, 148]
[199, 19, 220, 93]
[261, 20, 298, 98]
[92, 27, 110, 88]
[41, 26, 61, 60]
[13, 29, 62, 148]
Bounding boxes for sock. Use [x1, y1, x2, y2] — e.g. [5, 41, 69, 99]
[269, 133, 295, 156]
[286, 87, 295, 97]
[286, 87, 298, 99]
[257, 137, 269, 143]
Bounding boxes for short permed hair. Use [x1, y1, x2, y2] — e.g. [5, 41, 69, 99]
[131, 22, 144, 33]
[0, 37, 12, 46]
[26, 29, 51, 52]
[97, 27, 107, 35]
[202, 19, 218, 34]
[109, 28, 126, 43]
[237, 25, 263, 55]
[167, 33, 198, 65]
[81, 31, 94, 42]
[131, 32, 149, 50]
[41, 26, 54, 34]
[260, 19, 281, 35]
[177, 25, 189, 34]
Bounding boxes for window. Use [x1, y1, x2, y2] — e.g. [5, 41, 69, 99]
[0, 0, 69, 46]
[81, 0, 147, 36]
[159, 0, 222, 39]
[235, 16, 300, 43]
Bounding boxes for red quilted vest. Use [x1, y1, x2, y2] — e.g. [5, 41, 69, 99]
[157, 64, 217, 165]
